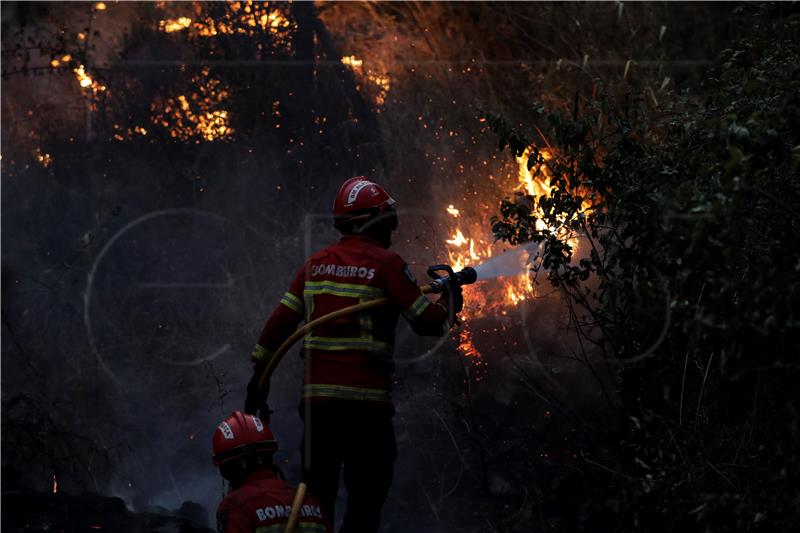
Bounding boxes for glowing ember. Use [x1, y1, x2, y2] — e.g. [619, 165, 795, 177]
[341, 56, 363, 68]
[73, 64, 106, 95]
[34, 148, 53, 168]
[112, 124, 149, 142]
[369, 74, 391, 106]
[159, 17, 192, 33]
[94, 2, 106, 11]
[49, 53, 72, 69]
[52, 474, 58, 494]
[446, 205, 460, 217]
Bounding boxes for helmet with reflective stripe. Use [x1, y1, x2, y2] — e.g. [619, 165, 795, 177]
[212, 411, 277, 466]
[333, 176, 396, 231]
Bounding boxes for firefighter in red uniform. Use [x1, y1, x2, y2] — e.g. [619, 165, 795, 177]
[213, 411, 332, 533]
[244, 177, 462, 532]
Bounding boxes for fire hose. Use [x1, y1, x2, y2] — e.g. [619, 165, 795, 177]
[283, 482, 307, 533]
[256, 265, 477, 389]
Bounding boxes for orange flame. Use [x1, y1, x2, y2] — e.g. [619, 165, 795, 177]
[157, 1, 295, 52]
[150, 68, 233, 142]
[340, 55, 391, 107]
[444, 144, 589, 357]
[160, 17, 192, 33]
[74, 65, 106, 95]
[457, 327, 480, 359]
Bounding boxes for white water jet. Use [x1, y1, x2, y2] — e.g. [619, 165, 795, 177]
[473, 241, 541, 280]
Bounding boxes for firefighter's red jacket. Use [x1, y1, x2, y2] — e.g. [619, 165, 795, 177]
[252, 234, 451, 406]
[216, 469, 331, 533]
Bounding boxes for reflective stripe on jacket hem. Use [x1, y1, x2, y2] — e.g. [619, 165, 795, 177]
[302, 336, 393, 355]
[302, 384, 391, 402]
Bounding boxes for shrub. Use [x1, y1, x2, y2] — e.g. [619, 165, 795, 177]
[488, 11, 800, 531]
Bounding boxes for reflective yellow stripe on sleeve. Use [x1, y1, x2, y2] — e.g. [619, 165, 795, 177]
[280, 291, 304, 314]
[302, 384, 391, 402]
[402, 293, 431, 321]
[251, 343, 274, 363]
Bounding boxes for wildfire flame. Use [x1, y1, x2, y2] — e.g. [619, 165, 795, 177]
[340, 55, 391, 107]
[157, 1, 295, 52]
[150, 68, 233, 142]
[516, 147, 553, 199]
[444, 144, 587, 358]
[341, 56, 363, 68]
[457, 328, 480, 359]
[160, 17, 192, 33]
[73, 64, 106, 95]
[516, 146, 594, 246]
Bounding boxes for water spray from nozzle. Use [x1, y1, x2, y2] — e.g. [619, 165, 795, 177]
[472, 242, 540, 280]
[428, 242, 539, 292]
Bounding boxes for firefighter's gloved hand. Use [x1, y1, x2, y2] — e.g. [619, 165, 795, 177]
[440, 283, 464, 314]
[245, 367, 269, 416]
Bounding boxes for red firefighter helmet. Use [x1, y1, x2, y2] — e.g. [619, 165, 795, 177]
[333, 176, 396, 230]
[212, 411, 277, 466]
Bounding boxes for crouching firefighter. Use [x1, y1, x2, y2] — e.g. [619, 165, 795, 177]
[244, 177, 463, 532]
[213, 411, 332, 533]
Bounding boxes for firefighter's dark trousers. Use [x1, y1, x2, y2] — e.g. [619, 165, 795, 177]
[301, 400, 397, 533]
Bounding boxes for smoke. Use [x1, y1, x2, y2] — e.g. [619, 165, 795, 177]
[1, 3, 626, 531]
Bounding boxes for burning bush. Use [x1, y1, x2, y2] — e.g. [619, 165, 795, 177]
[488, 9, 800, 530]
